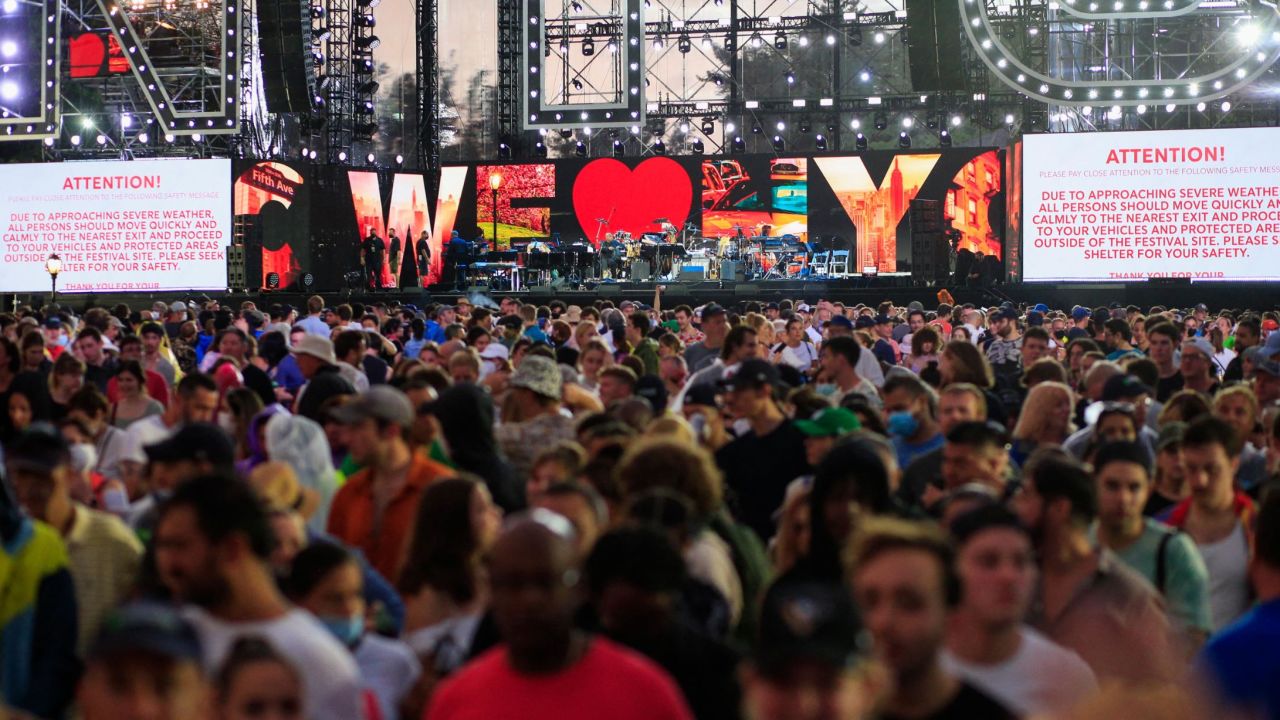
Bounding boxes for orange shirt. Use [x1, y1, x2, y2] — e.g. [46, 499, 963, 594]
[326, 450, 451, 583]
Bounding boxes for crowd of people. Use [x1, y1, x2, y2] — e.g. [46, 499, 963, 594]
[2, 288, 1280, 719]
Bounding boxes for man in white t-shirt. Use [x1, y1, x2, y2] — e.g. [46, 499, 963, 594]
[155, 474, 365, 720]
[942, 504, 1097, 716]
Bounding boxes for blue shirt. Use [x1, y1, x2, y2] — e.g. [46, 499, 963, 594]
[892, 432, 945, 472]
[425, 320, 445, 344]
[297, 315, 330, 337]
[872, 338, 897, 367]
[1199, 598, 1280, 716]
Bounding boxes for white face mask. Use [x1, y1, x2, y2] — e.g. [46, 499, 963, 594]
[68, 443, 98, 473]
[101, 487, 130, 514]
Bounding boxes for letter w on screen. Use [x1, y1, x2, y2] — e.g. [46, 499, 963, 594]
[347, 168, 467, 286]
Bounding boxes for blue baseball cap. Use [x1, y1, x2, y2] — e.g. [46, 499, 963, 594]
[1071, 307, 1092, 321]
[1033, 303, 1049, 314]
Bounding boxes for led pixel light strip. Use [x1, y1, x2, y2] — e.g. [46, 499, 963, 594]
[1055, 0, 1204, 21]
[0, 1, 60, 140]
[958, 0, 1280, 106]
[522, 0, 646, 129]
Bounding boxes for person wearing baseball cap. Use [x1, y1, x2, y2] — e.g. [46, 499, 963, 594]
[326, 385, 453, 580]
[77, 603, 210, 720]
[290, 334, 357, 424]
[742, 580, 876, 720]
[1067, 306, 1092, 341]
[1253, 340, 1280, 407]
[795, 407, 862, 467]
[717, 358, 811, 540]
[495, 355, 579, 483]
[1180, 336, 1221, 396]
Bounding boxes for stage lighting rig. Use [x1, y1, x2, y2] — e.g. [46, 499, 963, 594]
[652, 139, 666, 155]
[855, 133, 867, 150]
[613, 140, 624, 156]
[355, 36, 380, 50]
[731, 136, 745, 153]
[939, 130, 952, 147]
[815, 134, 827, 151]
[575, 141, 587, 156]
[774, 32, 787, 50]
[771, 135, 785, 151]
[678, 34, 691, 54]
[898, 131, 911, 149]
[535, 141, 548, 157]
[701, 118, 715, 135]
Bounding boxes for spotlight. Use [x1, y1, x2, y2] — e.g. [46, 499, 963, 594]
[0, 81, 17, 101]
[701, 33, 713, 49]
[337, 150, 348, 162]
[901, 117, 914, 128]
[498, 142, 512, 159]
[96, 134, 107, 145]
[0, 41, 16, 59]
[859, 70, 871, 83]
[165, 133, 176, 143]
[855, 133, 867, 150]
[711, 74, 725, 87]
[534, 141, 547, 158]
[678, 34, 691, 53]
[366, 153, 376, 164]
[355, 0, 380, 7]
[1004, 113, 1016, 126]
[874, 31, 885, 44]
[826, 121, 837, 133]
[725, 122, 736, 133]
[314, 26, 331, 42]
[898, 131, 911, 148]
[613, 141, 624, 157]
[70, 135, 81, 146]
[356, 12, 375, 27]
[752, 123, 762, 135]
[1221, 100, 1232, 112]
[582, 38, 595, 55]
[732, 136, 746, 153]
[827, 33, 838, 45]
[358, 80, 379, 94]
[772, 135, 785, 151]
[815, 134, 827, 151]
[137, 132, 149, 143]
[939, 130, 952, 147]
[309, 150, 318, 159]
[798, 119, 811, 133]
[850, 118, 861, 129]
[691, 139, 704, 154]
[575, 141, 586, 157]
[873, 112, 887, 130]
[653, 140, 666, 155]
[395, 154, 405, 166]
[3, 0, 19, 9]
[750, 33, 763, 48]
[311, 4, 325, 18]
[776, 120, 786, 131]
[785, 71, 795, 85]
[951, 115, 962, 127]
[355, 35, 381, 50]
[774, 32, 787, 50]
[679, 119, 691, 133]
[701, 119, 715, 135]
[926, 114, 939, 130]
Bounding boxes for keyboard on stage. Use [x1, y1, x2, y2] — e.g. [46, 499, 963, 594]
[471, 261, 518, 271]
[763, 236, 804, 252]
[484, 251, 518, 263]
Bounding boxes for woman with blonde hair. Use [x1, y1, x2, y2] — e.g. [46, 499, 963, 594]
[1011, 381, 1076, 466]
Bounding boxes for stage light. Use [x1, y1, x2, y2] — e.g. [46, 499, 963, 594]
[559, 128, 572, 139]
[395, 154, 404, 166]
[750, 33, 765, 49]
[309, 150, 318, 159]
[772, 135, 785, 151]
[901, 116, 913, 128]
[752, 123, 762, 135]
[311, 4, 325, 18]
[926, 113, 939, 130]
[785, 71, 795, 85]
[898, 131, 911, 149]
[855, 133, 867, 150]
[653, 34, 664, 50]
[95, 134, 106, 145]
[81, 117, 95, 129]
[678, 34, 691, 54]
[0, 40, 16, 59]
[798, 119, 811, 133]
[873, 112, 887, 130]
[850, 118, 861, 129]
[653, 140, 666, 155]
[701, 119, 715, 135]
[711, 74, 724, 87]
[355, 35, 381, 50]
[356, 0, 380, 7]
[2, 0, 17, 11]
[581, 38, 594, 55]
[1221, 100, 1232, 112]
[314, 26, 332, 41]
[366, 153, 376, 164]
[859, 70, 871, 83]
[498, 142, 512, 159]
[826, 33, 836, 45]
[338, 150, 348, 162]
[1136, 104, 1147, 115]
[701, 33, 713, 49]
[798, 35, 809, 47]
[691, 139, 704, 154]
[776, 120, 786, 131]
[356, 12, 375, 27]
[571, 0, 582, 10]
[43, 137, 53, 147]
[732, 136, 746, 153]
[679, 119, 690, 133]
[357, 57, 374, 73]
[1005, 113, 1016, 126]
[165, 133, 176, 143]
[613, 141, 624, 157]
[815, 134, 827, 151]
[874, 31, 885, 44]
[725, 122, 736, 133]
[774, 32, 787, 50]
[951, 115, 962, 127]
[70, 135, 81, 146]
[0, 81, 16, 101]
[137, 132, 149, 143]
[574, 141, 587, 157]
[1165, 103, 1176, 113]
[534, 141, 547, 158]
[358, 80, 379, 94]
[939, 130, 952, 147]
[192, 133, 203, 142]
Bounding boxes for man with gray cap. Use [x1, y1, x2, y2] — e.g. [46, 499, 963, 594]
[291, 334, 357, 424]
[1180, 336, 1221, 396]
[326, 385, 452, 580]
[496, 355, 577, 487]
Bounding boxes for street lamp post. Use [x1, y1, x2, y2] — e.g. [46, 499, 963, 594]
[45, 253, 62, 305]
[489, 172, 503, 249]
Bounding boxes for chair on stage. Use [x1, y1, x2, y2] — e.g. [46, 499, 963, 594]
[829, 250, 850, 277]
[810, 251, 831, 277]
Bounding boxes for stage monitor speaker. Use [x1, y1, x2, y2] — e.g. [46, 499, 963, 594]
[257, 0, 315, 113]
[528, 286, 553, 297]
[719, 260, 744, 283]
[679, 264, 706, 283]
[909, 200, 950, 282]
[905, 0, 967, 91]
[630, 260, 653, 281]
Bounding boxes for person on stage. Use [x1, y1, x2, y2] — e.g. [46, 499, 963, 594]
[360, 226, 386, 291]
[387, 227, 402, 289]
[416, 230, 432, 288]
[446, 230, 471, 287]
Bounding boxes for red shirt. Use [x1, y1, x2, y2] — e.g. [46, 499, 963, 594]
[426, 637, 692, 720]
[106, 370, 170, 408]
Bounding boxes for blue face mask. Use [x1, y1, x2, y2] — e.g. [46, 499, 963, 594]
[815, 383, 838, 398]
[320, 614, 364, 647]
[887, 410, 920, 438]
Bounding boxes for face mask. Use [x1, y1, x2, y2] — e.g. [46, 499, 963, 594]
[887, 410, 920, 438]
[55, 334, 70, 347]
[320, 614, 364, 647]
[101, 487, 129, 514]
[69, 443, 98, 473]
[815, 383, 838, 398]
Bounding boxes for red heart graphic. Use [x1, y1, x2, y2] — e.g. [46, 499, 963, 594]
[572, 157, 693, 245]
[69, 33, 106, 79]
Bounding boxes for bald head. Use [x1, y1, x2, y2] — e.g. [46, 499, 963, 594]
[490, 511, 582, 671]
